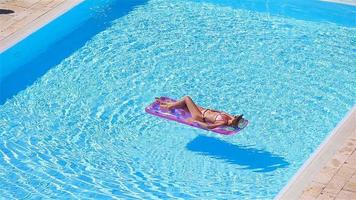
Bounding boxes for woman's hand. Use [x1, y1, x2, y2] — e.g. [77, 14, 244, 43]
[205, 121, 226, 129]
[187, 118, 209, 129]
[187, 118, 225, 129]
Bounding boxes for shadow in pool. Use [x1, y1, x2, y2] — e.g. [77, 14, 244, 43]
[0, 0, 148, 105]
[186, 135, 289, 172]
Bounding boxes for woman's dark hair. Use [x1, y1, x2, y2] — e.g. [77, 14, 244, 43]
[232, 114, 243, 126]
[235, 114, 244, 123]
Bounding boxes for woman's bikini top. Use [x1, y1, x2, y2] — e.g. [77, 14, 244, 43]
[202, 109, 229, 124]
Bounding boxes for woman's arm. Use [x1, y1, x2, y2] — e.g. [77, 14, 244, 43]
[194, 121, 226, 129]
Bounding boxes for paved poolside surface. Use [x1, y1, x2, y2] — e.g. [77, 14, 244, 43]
[0, 0, 82, 52]
[0, 0, 355, 199]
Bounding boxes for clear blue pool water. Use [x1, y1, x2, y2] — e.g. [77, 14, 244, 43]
[0, 0, 355, 199]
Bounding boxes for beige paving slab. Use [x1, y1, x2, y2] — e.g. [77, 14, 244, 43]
[300, 181, 326, 199]
[343, 174, 356, 192]
[335, 190, 356, 200]
[314, 165, 340, 185]
[323, 175, 348, 194]
[316, 191, 337, 200]
[336, 165, 355, 179]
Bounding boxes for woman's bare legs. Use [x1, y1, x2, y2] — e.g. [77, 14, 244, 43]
[159, 96, 203, 121]
[159, 98, 186, 110]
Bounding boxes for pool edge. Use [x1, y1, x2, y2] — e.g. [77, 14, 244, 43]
[0, 0, 83, 53]
[320, 0, 356, 6]
[275, 105, 356, 200]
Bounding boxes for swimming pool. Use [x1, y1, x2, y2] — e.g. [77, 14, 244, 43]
[0, 0, 355, 199]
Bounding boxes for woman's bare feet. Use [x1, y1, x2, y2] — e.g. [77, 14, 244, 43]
[155, 97, 174, 109]
[160, 102, 174, 109]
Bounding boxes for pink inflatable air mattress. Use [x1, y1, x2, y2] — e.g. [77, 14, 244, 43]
[145, 97, 248, 135]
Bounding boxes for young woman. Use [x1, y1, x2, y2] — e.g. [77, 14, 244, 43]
[158, 96, 245, 129]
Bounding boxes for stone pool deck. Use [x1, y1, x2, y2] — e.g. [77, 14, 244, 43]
[0, 0, 82, 52]
[0, 1, 355, 200]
